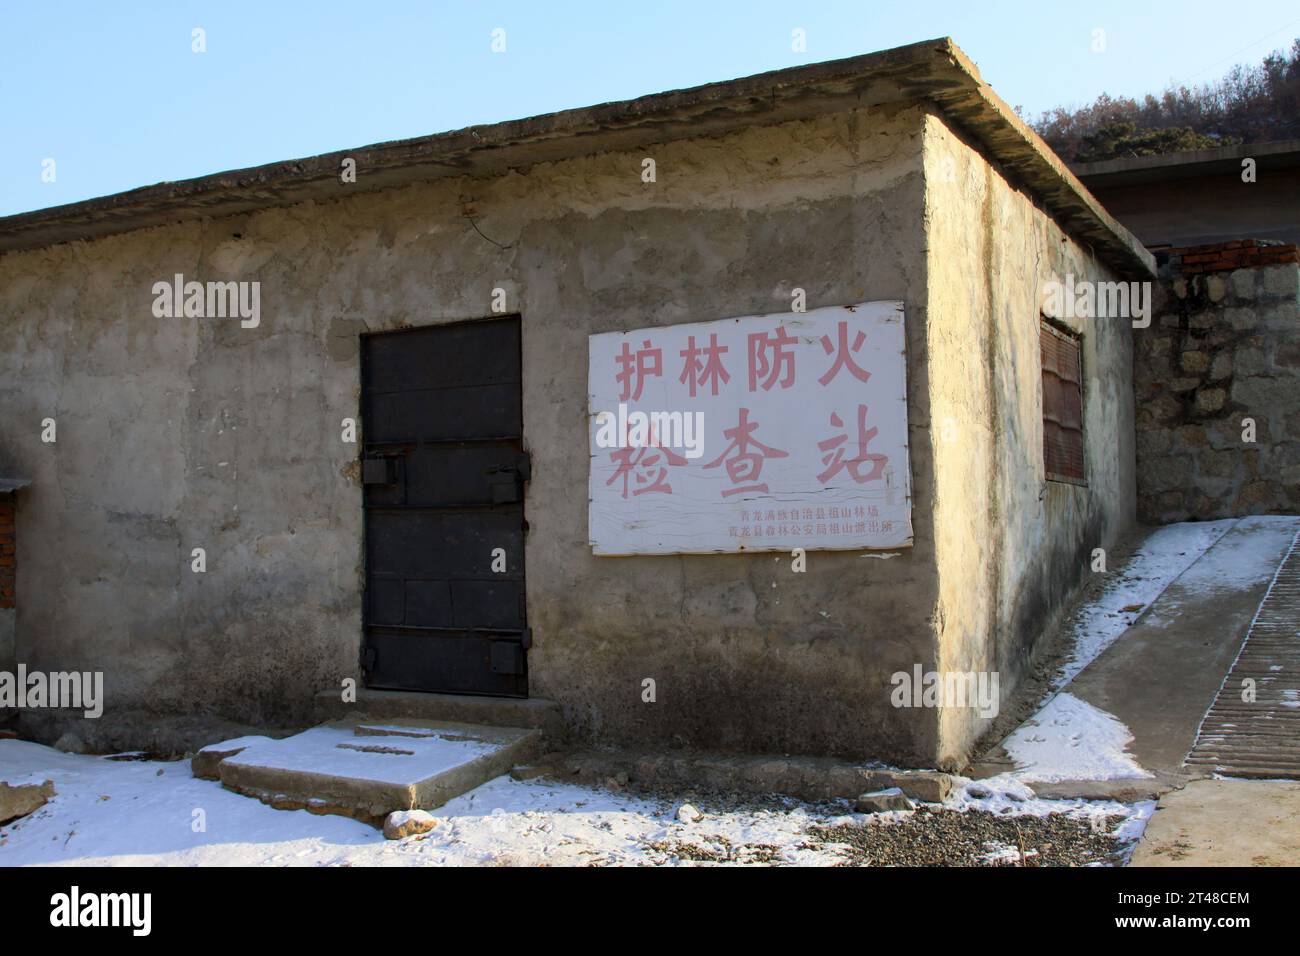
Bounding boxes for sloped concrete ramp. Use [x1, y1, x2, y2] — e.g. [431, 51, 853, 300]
[1188, 530, 1300, 778]
[1062, 516, 1300, 779]
[195, 719, 542, 824]
[971, 516, 1300, 801]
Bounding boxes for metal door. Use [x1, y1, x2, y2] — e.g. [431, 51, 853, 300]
[360, 316, 529, 696]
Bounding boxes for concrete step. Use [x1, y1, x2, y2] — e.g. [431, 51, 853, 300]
[196, 718, 543, 825]
[315, 688, 564, 741]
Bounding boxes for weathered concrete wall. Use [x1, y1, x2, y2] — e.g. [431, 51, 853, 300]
[0, 493, 13, 673]
[0, 104, 951, 762]
[0, 609, 13, 674]
[923, 113, 1138, 766]
[1135, 250, 1300, 523]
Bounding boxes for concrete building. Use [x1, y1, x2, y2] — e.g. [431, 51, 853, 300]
[1073, 140, 1300, 250]
[1071, 141, 1300, 526]
[0, 38, 1151, 769]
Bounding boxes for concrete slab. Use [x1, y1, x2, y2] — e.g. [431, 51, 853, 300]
[1130, 779, 1300, 866]
[1025, 776, 1184, 803]
[209, 719, 542, 824]
[1058, 516, 1300, 777]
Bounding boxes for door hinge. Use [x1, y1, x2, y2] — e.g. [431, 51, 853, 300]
[361, 645, 377, 673]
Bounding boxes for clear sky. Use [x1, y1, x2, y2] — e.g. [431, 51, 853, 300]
[3, 0, 1298, 216]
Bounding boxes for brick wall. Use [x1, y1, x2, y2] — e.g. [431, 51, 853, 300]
[1134, 242, 1300, 523]
[0, 496, 13, 609]
[1163, 239, 1300, 276]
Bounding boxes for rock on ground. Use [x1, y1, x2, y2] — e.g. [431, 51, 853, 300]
[0, 779, 55, 824]
[383, 809, 439, 840]
[855, 787, 915, 813]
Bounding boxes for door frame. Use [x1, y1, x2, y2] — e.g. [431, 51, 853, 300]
[357, 313, 529, 697]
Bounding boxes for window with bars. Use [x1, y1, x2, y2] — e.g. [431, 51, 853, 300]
[1040, 321, 1085, 485]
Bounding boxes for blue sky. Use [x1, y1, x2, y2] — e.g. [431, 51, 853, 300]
[2, 1, 1298, 216]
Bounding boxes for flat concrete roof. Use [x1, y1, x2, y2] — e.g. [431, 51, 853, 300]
[0, 37, 1153, 276]
[1073, 139, 1300, 187]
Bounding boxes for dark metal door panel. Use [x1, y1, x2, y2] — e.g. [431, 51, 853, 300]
[366, 445, 530, 508]
[366, 385, 522, 442]
[360, 317, 528, 697]
[365, 631, 524, 697]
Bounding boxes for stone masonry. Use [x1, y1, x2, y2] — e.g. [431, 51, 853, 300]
[1135, 241, 1300, 523]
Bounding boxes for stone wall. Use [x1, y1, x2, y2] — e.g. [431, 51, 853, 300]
[1135, 241, 1300, 523]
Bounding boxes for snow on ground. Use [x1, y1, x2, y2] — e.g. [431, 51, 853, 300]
[1054, 518, 1235, 688]
[17, 521, 1266, 867]
[0, 739, 1149, 867]
[997, 692, 1151, 783]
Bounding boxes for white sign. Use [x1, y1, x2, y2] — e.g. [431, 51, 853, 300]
[588, 301, 912, 555]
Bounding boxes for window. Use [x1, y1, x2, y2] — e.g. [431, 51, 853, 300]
[1040, 321, 1085, 485]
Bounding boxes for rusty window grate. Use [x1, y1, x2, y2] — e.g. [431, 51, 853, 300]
[1041, 321, 1086, 485]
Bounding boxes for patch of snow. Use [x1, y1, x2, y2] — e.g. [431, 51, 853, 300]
[998, 692, 1152, 783]
[1157, 515, 1300, 599]
[220, 725, 498, 785]
[1055, 519, 1235, 687]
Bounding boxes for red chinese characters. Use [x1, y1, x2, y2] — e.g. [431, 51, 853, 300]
[606, 443, 689, 498]
[747, 325, 797, 392]
[615, 339, 662, 401]
[678, 333, 731, 398]
[703, 407, 789, 497]
[818, 321, 872, 386]
[816, 404, 888, 483]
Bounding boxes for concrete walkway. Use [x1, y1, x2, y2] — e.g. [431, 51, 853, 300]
[972, 516, 1300, 865]
[1130, 779, 1300, 866]
[976, 516, 1300, 795]
[1066, 516, 1300, 779]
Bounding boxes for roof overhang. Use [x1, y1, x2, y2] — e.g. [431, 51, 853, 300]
[0, 37, 1153, 276]
[1073, 139, 1300, 188]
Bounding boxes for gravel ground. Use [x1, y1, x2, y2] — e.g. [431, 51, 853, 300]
[629, 785, 1137, 866]
[805, 805, 1131, 866]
